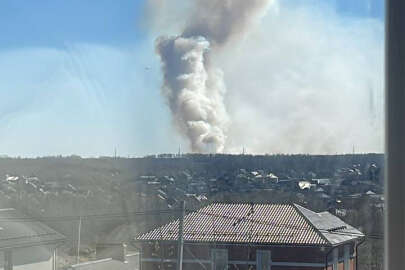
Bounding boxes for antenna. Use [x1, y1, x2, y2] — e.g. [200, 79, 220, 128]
[114, 147, 117, 159]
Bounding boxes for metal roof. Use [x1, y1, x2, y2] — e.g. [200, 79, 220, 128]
[135, 203, 363, 246]
[0, 208, 65, 250]
[294, 204, 364, 245]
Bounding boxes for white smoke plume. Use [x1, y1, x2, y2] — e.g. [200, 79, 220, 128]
[156, 36, 228, 152]
[154, 0, 272, 153]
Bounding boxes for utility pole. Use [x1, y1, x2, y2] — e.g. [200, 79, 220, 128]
[76, 216, 82, 264]
[177, 201, 185, 270]
[53, 248, 57, 270]
[4, 250, 12, 270]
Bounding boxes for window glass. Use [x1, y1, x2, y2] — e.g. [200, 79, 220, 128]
[212, 249, 228, 270]
[256, 250, 271, 270]
[0, 0, 384, 270]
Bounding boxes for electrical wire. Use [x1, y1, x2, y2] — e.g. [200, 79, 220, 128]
[0, 209, 179, 222]
[0, 206, 383, 241]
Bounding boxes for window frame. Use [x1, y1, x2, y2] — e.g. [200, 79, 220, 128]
[385, 0, 405, 269]
[256, 249, 271, 270]
[211, 248, 228, 270]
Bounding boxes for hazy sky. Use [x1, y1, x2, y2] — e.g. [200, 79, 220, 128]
[0, 0, 384, 157]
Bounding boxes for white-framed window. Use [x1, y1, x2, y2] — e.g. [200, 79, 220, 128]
[212, 249, 228, 270]
[256, 250, 271, 270]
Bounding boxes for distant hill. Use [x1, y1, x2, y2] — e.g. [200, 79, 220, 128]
[0, 153, 384, 183]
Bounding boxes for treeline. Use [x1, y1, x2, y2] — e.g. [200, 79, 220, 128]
[0, 153, 384, 183]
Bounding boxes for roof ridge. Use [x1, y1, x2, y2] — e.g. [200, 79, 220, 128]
[211, 202, 291, 206]
[0, 208, 15, 212]
[293, 203, 317, 214]
[136, 203, 339, 245]
[292, 204, 331, 246]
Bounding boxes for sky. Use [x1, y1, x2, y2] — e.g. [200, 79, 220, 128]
[0, 0, 384, 157]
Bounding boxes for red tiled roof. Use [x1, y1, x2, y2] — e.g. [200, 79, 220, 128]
[136, 203, 356, 246]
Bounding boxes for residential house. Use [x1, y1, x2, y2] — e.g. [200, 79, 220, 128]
[134, 203, 364, 270]
[0, 208, 65, 270]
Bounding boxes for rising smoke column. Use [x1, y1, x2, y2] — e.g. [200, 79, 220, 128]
[155, 0, 271, 153]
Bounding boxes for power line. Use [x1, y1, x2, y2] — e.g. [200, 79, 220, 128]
[0, 209, 179, 222]
[0, 232, 58, 242]
[0, 207, 383, 240]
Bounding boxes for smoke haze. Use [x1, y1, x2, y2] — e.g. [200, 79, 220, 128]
[183, 0, 271, 45]
[154, 0, 272, 153]
[222, 1, 384, 154]
[148, 0, 384, 154]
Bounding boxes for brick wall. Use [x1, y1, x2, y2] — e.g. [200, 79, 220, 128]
[138, 241, 357, 270]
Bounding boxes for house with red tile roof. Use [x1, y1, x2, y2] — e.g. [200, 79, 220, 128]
[133, 203, 364, 270]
